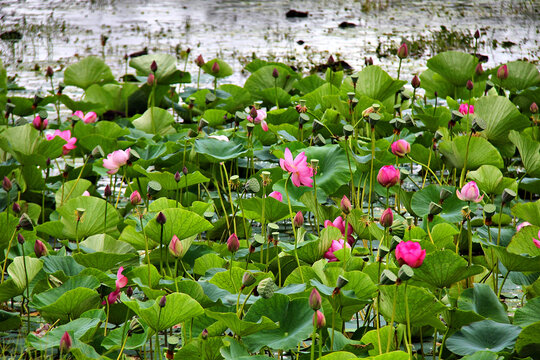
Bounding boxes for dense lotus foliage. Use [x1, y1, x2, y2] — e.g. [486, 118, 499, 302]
[0, 41, 540, 360]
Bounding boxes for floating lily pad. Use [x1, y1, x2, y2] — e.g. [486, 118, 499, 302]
[446, 320, 521, 355]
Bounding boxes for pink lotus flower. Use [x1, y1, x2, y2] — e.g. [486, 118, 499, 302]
[517, 222, 531, 232]
[280, 148, 314, 187]
[82, 191, 90, 196]
[391, 139, 411, 157]
[247, 109, 269, 132]
[456, 181, 483, 203]
[268, 191, 283, 202]
[169, 235, 185, 258]
[46, 130, 77, 155]
[533, 230, 540, 249]
[33, 115, 48, 131]
[103, 267, 128, 305]
[395, 241, 425, 268]
[324, 216, 354, 245]
[377, 165, 400, 188]
[380, 208, 393, 228]
[60, 331, 72, 352]
[73, 110, 97, 124]
[324, 239, 351, 262]
[103, 148, 131, 175]
[458, 104, 474, 115]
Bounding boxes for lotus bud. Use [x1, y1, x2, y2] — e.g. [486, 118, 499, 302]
[531, 102, 539, 114]
[501, 188, 516, 205]
[211, 61, 220, 74]
[174, 171, 181, 183]
[364, 57, 373, 66]
[313, 310, 326, 328]
[380, 208, 393, 228]
[411, 75, 420, 89]
[227, 233, 240, 253]
[380, 269, 397, 285]
[126, 286, 133, 297]
[2, 176, 12, 192]
[59, 331, 72, 353]
[340, 195, 352, 214]
[169, 235, 184, 258]
[245, 177, 260, 193]
[466, 80, 474, 91]
[309, 288, 322, 310]
[474, 29, 480, 39]
[439, 188, 452, 202]
[257, 277, 275, 299]
[475, 63, 484, 76]
[398, 264, 414, 281]
[272, 68, 279, 78]
[241, 272, 256, 288]
[17, 233, 25, 245]
[159, 295, 167, 308]
[327, 55, 335, 65]
[471, 118, 486, 133]
[147, 73, 155, 86]
[294, 211, 304, 228]
[156, 211, 167, 225]
[130, 191, 142, 206]
[46, 66, 54, 77]
[32, 115, 48, 131]
[397, 43, 408, 59]
[12, 202, 21, 214]
[336, 275, 348, 289]
[201, 328, 208, 340]
[182, 166, 188, 176]
[34, 239, 48, 258]
[18, 213, 33, 231]
[497, 64, 508, 80]
[104, 184, 112, 198]
[150, 60, 158, 73]
[195, 55, 205, 67]
[429, 201, 443, 216]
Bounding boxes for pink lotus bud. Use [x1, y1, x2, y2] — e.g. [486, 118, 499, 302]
[211, 61, 220, 74]
[156, 211, 166, 225]
[531, 102, 538, 114]
[147, 73, 155, 86]
[183, 166, 188, 175]
[327, 55, 335, 65]
[126, 286, 133, 297]
[309, 288, 322, 310]
[59, 331, 72, 353]
[12, 202, 21, 214]
[533, 230, 540, 249]
[17, 233, 25, 245]
[377, 165, 400, 188]
[340, 195, 352, 214]
[272, 67, 279, 78]
[395, 241, 426, 268]
[2, 176, 12, 192]
[516, 222, 531, 232]
[456, 181, 483, 203]
[397, 43, 408, 59]
[104, 184, 112, 197]
[150, 60, 158, 73]
[174, 171, 181, 182]
[411, 75, 420, 89]
[497, 64, 508, 80]
[249, 106, 258, 120]
[201, 328, 209, 340]
[227, 233, 239, 253]
[169, 235, 184, 258]
[195, 55, 205, 67]
[130, 190, 142, 206]
[34, 239, 48, 258]
[82, 190, 90, 196]
[83, 112, 97, 124]
[324, 239, 351, 262]
[475, 63, 484, 76]
[380, 208, 393, 228]
[474, 30, 480, 39]
[313, 310, 326, 328]
[294, 211, 304, 228]
[390, 139, 411, 158]
[268, 191, 283, 202]
[46, 66, 54, 77]
[458, 103, 474, 115]
[159, 295, 167, 307]
[33, 115, 48, 131]
[466, 80, 474, 91]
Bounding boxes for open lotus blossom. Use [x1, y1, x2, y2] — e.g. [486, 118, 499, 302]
[533, 230, 540, 249]
[247, 109, 269, 132]
[458, 103, 474, 115]
[395, 241, 426, 268]
[324, 216, 354, 245]
[517, 222, 531, 232]
[46, 130, 77, 155]
[391, 139, 411, 157]
[456, 181, 483, 203]
[102, 267, 128, 305]
[73, 110, 97, 124]
[103, 148, 131, 175]
[324, 239, 351, 262]
[268, 191, 283, 202]
[377, 165, 400, 188]
[280, 148, 314, 187]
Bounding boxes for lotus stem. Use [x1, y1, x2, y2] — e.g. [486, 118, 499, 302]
[386, 283, 399, 352]
[104, 300, 110, 336]
[368, 127, 376, 219]
[274, 77, 279, 109]
[21, 245, 30, 334]
[174, 259, 179, 292]
[310, 316, 317, 360]
[459, 132, 473, 188]
[406, 155, 442, 186]
[180, 259, 195, 281]
[117, 310, 131, 360]
[495, 202, 504, 293]
[404, 281, 413, 358]
[284, 175, 304, 283]
[1, 228, 17, 283]
[159, 223, 164, 276]
[312, 165, 321, 236]
[156, 307, 162, 360]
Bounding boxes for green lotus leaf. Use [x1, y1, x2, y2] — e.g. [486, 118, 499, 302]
[490, 245, 540, 272]
[7, 256, 43, 290]
[132, 107, 175, 135]
[64, 56, 115, 90]
[130, 53, 188, 84]
[101, 318, 149, 350]
[461, 351, 499, 360]
[144, 207, 212, 246]
[0, 310, 21, 331]
[514, 297, 540, 327]
[411, 184, 474, 223]
[194, 137, 248, 162]
[41, 255, 86, 277]
[345, 65, 407, 104]
[426, 51, 477, 87]
[202, 58, 233, 78]
[509, 130, 540, 178]
[446, 320, 521, 355]
[134, 165, 210, 191]
[34, 286, 101, 323]
[220, 337, 269, 360]
[439, 135, 504, 170]
[244, 64, 298, 97]
[491, 60, 540, 91]
[511, 199, 540, 227]
[414, 250, 484, 288]
[55, 179, 92, 206]
[206, 309, 278, 337]
[72, 120, 130, 154]
[240, 196, 291, 222]
[458, 283, 509, 323]
[26, 317, 101, 351]
[515, 320, 540, 358]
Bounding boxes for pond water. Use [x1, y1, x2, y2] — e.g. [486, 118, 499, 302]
[1, 0, 538, 95]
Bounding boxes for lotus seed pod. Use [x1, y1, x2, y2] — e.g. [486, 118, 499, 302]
[440, 188, 452, 202]
[336, 275, 349, 289]
[257, 277, 275, 299]
[502, 188, 516, 204]
[147, 181, 162, 196]
[429, 202, 443, 215]
[242, 272, 256, 288]
[398, 264, 414, 281]
[483, 204, 496, 218]
[245, 177, 260, 193]
[380, 269, 397, 285]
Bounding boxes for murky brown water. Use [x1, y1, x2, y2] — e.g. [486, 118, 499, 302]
[1, 0, 538, 95]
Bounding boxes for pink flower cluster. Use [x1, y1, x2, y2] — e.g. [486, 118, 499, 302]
[247, 109, 268, 132]
[46, 130, 77, 155]
[458, 104, 474, 115]
[324, 216, 354, 245]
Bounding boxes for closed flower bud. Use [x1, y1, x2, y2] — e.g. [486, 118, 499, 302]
[104, 184, 112, 198]
[156, 211, 167, 225]
[497, 64, 508, 80]
[126, 286, 133, 297]
[182, 166, 188, 175]
[227, 233, 240, 253]
[195, 55, 205, 68]
[327, 55, 335, 65]
[174, 171, 181, 183]
[147, 73, 155, 86]
[340, 195, 352, 214]
[313, 310, 326, 328]
[46, 66, 54, 77]
[530, 102, 538, 114]
[150, 60, 158, 73]
[391, 139, 411, 157]
[475, 63, 484, 76]
[309, 288, 322, 310]
[272, 68, 279, 78]
[411, 75, 420, 89]
[12, 202, 21, 214]
[130, 191, 142, 206]
[34, 239, 48, 258]
[474, 29, 480, 39]
[211, 61, 220, 74]
[397, 43, 408, 59]
[466, 80, 474, 91]
[2, 176, 12, 192]
[169, 235, 184, 258]
[33, 115, 48, 131]
[294, 211, 304, 228]
[201, 328, 208, 340]
[59, 331, 72, 353]
[159, 295, 167, 308]
[17, 233, 25, 245]
[364, 57, 373, 66]
[380, 208, 393, 228]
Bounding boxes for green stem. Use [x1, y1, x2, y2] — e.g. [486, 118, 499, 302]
[21, 245, 30, 334]
[274, 77, 279, 109]
[404, 281, 413, 358]
[1, 228, 18, 283]
[284, 175, 304, 283]
[495, 202, 504, 293]
[386, 283, 399, 352]
[311, 318, 317, 360]
[407, 155, 442, 185]
[174, 260, 179, 292]
[459, 132, 473, 188]
[368, 127, 376, 219]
